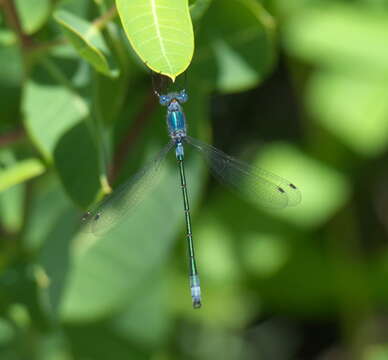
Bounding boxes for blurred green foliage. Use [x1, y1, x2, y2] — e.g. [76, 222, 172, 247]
[1, 0, 388, 359]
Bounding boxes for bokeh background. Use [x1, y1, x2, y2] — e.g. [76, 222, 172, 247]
[1, 0, 388, 359]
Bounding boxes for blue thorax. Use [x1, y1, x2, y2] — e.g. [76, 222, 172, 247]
[167, 100, 186, 137]
[158, 90, 188, 140]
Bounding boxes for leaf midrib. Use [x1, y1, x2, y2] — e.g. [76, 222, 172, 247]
[150, 0, 173, 74]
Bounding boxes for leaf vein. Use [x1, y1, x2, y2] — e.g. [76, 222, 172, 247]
[151, 0, 173, 74]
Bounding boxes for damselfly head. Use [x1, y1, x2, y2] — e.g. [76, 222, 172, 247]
[152, 69, 189, 104]
[159, 90, 189, 107]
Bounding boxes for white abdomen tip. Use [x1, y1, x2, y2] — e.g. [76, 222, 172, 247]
[190, 275, 202, 309]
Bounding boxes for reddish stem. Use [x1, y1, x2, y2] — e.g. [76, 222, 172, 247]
[109, 91, 158, 182]
[0, 129, 25, 148]
[0, 0, 34, 49]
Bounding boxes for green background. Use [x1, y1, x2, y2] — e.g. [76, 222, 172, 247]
[1, 0, 388, 359]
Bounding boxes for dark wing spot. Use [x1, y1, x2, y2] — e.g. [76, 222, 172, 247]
[94, 213, 101, 221]
[289, 183, 297, 190]
[277, 187, 285, 193]
[82, 211, 91, 221]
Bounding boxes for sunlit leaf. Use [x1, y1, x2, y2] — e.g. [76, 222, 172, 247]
[306, 71, 388, 156]
[116, 0, 194, 80]
[0, 184, 25, 234]
[54, 10, 119, 77]
[0, 153, 45, 193]
[14, 0, 51, 34]
[283, 4, 388, 77]
[196, 219, 240, 283]
[242, 234, 289, 278]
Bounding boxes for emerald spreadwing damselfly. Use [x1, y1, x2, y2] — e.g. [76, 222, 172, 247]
[82, 81, 301, 309]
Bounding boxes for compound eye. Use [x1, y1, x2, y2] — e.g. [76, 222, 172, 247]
[159, 95, 170, 106]
[177, 90, 188, 103]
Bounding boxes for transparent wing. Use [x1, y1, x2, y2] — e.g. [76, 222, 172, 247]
[185, 136, 301, 208]
[82, 141, 174, 235]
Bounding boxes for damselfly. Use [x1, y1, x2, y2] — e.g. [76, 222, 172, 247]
[83, 89, 301, 309]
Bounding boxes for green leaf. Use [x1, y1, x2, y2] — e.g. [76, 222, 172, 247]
[0, 44, 23, 128]
[283, 4, 388, 77]
[241, 234, 289, 278]
[213, 39, 260, 92]
[25, 175, 78, 251]
[0, 319, 14, 345]
[54, 122, 102, 208]
[196, 219, 241, 283]
[65, 322, 148, 360]
[14, 0, 51, 34]
[0, 152, 45, 193]
[189, 0, 213, 21]
[111, 274, 171, 347]
[54, 10, 119, 78]
[93, 72, 131, 125]
[116, 0, 194, 80]
[306, 71, 388, 156]
[23, 59, 89, 161]
[23, 57, 102, 207]
[60, 154, 204, 321]
[256, 143, 351, 228]
[194, 0, 276, 93]
[364, 344, 388, 360]
[0, 184, 25, 234]
[38, 210, 80, 319]
[55, 0, 91, 17]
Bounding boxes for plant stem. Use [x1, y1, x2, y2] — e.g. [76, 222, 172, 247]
[109, 90, 158, 182]
[0, 129, 25, 148]
[93, 5, 118, 30]
[0, 0, 34, 49]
